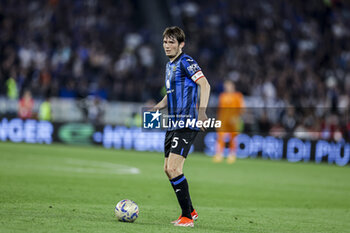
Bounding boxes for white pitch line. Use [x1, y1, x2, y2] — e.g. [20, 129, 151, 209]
[54, 158, 141, 175]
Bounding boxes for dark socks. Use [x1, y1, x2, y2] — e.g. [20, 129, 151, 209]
[170, 174, 192, 219]
[170, 181, 194, 213]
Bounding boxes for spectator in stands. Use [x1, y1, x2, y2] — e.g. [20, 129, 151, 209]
[1, 0, 350, 139]
[39, 97, 52, 121]
[18, 90, 34, 119]
[6, 76, 18, 100]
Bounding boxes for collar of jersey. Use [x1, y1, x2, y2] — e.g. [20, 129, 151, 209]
[170, 52, 184, 64]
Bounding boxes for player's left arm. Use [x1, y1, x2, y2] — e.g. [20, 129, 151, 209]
[182, 58, 211, 130]
[196, 76, 211, 130]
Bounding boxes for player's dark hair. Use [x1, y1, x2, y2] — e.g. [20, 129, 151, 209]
[163, 26, 185, 43]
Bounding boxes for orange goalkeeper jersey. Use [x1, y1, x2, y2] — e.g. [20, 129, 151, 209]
[217, 92, 245, 131]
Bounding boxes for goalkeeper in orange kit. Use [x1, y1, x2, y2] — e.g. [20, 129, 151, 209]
[213, 79, 245, 164]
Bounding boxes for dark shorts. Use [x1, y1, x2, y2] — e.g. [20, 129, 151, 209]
[164, 128, 198, 158]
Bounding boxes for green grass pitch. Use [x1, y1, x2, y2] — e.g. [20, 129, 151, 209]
[0, 142, 350, 233]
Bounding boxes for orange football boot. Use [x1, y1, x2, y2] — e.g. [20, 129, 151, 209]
[171, 209, 198, 224]
[174, 217, 194, 227]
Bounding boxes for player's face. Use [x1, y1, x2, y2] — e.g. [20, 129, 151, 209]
[163, 36, 183, 59]
[224, 81, 235, 93]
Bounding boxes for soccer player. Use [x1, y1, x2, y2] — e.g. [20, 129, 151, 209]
[213, 79, 245, 164]
[152, 26, 211, 227]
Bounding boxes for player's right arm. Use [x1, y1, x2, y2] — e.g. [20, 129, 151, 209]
[152, 95, 167, 111]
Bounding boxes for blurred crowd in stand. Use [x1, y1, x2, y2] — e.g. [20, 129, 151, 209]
[0, 0, 158, 102]
[1, 0, 350, 141]
[172, 0, 350, 141]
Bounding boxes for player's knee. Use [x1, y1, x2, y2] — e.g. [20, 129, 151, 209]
[166, 166, 182, 177]
[165, 166, 173, 175]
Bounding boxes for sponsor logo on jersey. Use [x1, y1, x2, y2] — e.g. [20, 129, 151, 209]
[187, 63, 200, 73]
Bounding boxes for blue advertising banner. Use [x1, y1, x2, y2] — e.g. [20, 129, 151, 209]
[0, 117, 349, 166]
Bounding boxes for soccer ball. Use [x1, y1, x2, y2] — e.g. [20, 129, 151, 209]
[114, 199, 139, 222]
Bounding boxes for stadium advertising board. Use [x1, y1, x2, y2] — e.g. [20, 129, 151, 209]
[0, 117, 349, 166]
[199, 133, 350, 166]
[0, 118, 53, 144]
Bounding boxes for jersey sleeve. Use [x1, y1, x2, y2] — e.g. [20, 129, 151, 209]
[181, 57, 205, 82]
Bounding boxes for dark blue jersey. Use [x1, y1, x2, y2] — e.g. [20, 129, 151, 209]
[165, 53, 205, 131]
